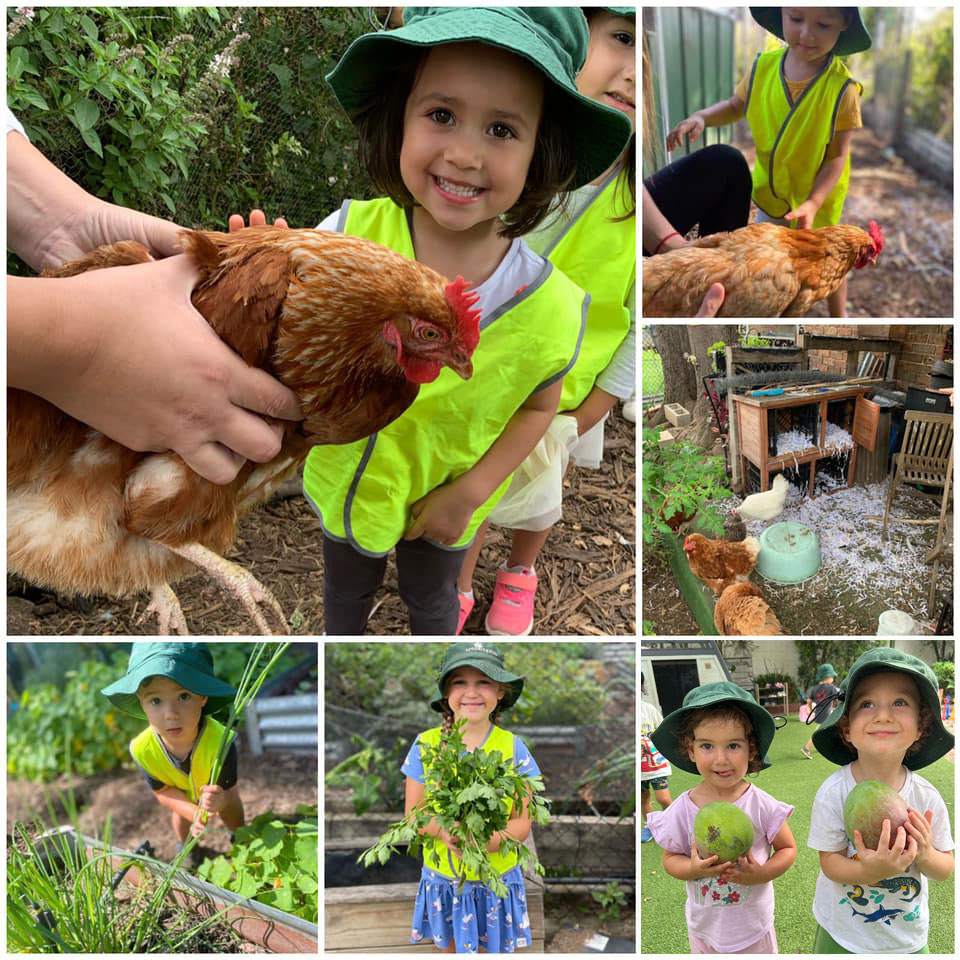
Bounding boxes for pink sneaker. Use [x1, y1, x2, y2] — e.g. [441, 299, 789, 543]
[485, 567, 537, 636]
[456, 592, 475, 635]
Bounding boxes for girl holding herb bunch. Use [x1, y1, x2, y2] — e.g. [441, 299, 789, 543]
[401, 642, 542, 953]
[100, 642, 244, 852]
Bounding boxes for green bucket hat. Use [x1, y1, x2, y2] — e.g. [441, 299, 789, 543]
[100, 642, 236, 720]
[651, 681, 780, 775]
[430, 641, 524, 712]
[811, 647, 954, 770]
[326, 6, 633, 188]
[605, 8, 636, 15]
[815, 663, 837, 683]
[750, 7, 872, 56]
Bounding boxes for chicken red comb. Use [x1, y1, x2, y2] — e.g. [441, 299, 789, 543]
[445, 275, 481, 352]
[868, 220, 884, 253]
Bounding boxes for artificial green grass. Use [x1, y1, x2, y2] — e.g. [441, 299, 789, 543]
[640, 716, 955, 954]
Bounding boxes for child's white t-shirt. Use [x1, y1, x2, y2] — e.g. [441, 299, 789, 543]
[645, 782, 794, 951]
[315, 210, 547, 317]
[807, 763, 954, 954]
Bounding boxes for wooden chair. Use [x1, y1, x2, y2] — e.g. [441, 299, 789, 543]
[881, 411, 953, 613]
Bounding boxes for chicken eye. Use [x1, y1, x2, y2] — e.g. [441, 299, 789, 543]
[419, 326, 441, 341]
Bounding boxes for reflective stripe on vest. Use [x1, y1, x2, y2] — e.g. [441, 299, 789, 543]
[418, 725, 520, 880]
[130, 716, 232, 803]
[745, 47, 859, 228]
[302, 197, 587, 555]
[543, 166, 634, 412]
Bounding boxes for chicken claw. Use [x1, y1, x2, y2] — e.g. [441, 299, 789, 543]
[169, 543, 289, 635]
[138, 583, 190, 635]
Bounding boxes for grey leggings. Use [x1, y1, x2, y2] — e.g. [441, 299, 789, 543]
[322, 533, 463, 635]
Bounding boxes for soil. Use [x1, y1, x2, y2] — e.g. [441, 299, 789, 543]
[7, 412, 635, 637]
[6, 748, 317, 865]
[544, 891, 635, 953]
[737, 126, 952, 317]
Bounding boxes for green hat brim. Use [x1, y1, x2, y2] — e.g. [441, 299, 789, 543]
[812, 648, 954, 770]
[326, 8, 632, 189]
[101, 645, 236, 720]
[651, 681, 777, 775]
[430, 644, 524, 712]
[749, 7, 872, 56]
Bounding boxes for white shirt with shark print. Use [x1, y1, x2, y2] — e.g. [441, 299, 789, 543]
[808, 764, 953, 953]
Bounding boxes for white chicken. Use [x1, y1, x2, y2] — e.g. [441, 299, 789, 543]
[734, 473, 789, 523]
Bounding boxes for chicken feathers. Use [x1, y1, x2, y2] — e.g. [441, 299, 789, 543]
[643, 220, 884, 317]
[8, 226, 481, 634]
[683, 533, 760, 595]
[714, 582, 782, 636]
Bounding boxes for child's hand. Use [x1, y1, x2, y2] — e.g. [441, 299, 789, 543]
[666, 115, 705, 151]
[904, 807, 934, 869]
[438, 827, 462, 856]
[784, 200, 819, 230]
[718, 850, 765, 886]
[190, 816, 208, 839]
[853, 819, 917, 882]
[695, 283, 725, 317]
[690, 845, 734, 880]
[404, 481, 475, 546]
[198, 784, 227, 815]
[227, 209, 289, 232]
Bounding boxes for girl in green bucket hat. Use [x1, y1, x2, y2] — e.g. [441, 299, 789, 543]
[400, 642, 538, 951]
[302, 7, 632, 637]
[806, 647, 954, 954]
[100, 642, 244, 851]
[646, 681, 797, 953]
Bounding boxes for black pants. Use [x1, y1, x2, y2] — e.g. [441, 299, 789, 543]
[322, 534, 463, 635]
[643, 143, 752, 255]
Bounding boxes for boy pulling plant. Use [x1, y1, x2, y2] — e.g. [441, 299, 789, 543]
[101, 642, 245, 850]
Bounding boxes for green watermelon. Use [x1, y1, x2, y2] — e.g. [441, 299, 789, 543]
[693, 801, 755, 863]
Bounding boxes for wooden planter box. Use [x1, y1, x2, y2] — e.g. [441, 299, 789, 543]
[36, 826, 318, 953]
[324, 832, 545, 953]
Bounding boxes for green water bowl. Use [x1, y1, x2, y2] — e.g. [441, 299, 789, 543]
[756, 522, 821, 584]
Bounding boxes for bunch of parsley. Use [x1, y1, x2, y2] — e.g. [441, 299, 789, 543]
[358, 719, 550, 897]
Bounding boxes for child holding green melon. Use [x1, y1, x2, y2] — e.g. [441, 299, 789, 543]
[808, 647, 954, 953]
[646, 681, 797, 953]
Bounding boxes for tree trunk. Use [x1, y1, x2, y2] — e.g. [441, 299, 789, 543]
[685, 325, 740, 448]
[650, 325, 695, 407]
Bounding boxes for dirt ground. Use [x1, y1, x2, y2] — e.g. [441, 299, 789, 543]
[6, 749, 317, 865]
[7, 412, 635, 637]
[644, 475, 952, 637]
[738, 126, 952, 317]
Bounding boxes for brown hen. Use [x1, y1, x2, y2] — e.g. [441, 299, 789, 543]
[643, 220, 884, 317]
[8, 227, 481, 634]
[683, 533, 761, 595]
[714, 582, 782, 636]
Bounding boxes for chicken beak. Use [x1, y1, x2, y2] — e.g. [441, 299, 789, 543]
[447, 353, 474, 380]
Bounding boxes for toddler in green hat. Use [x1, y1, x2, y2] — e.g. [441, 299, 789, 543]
[400, 642, 538, 951]
[802, 662, 839, 759]
[646, 680, 797, 953]
[667, 7, 870, 316]
[101, 642, 243, 851]
[806, 646, 954, 954]
[301, 6, 632, 636]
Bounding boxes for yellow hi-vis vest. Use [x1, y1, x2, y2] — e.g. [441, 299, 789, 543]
[302, 198, 588, 555]
[745, 47, 860, 228]
[130, 716, 232, 803]
[418, 725, 521, 881]
[540, 164, 634, 413]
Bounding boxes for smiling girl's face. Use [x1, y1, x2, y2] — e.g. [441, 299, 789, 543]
[781, 7, 847, 63]
[688, 715, 755, 787]
[577, 12, 635, 132]
[136, 675, 207, 755]
[399, 42, 543, 235]
[444, 666, 505, 724]
[839, 671, 921, 762]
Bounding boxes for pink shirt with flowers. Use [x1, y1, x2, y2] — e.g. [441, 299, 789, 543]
[646, 782, 794, 952]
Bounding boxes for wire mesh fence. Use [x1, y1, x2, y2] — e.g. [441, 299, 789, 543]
[641, 326, 664, 406]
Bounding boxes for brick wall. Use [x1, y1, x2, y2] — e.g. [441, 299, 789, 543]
[803, 325, 950, 387]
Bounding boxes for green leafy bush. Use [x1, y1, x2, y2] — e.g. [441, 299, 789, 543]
[931, 661, 955, 698]
[502, 645, 606, 726]
[642, 426, 733, 546]
[592, 880, 628, 923]
[198, 805, 318, 922]
[325, 735, 410, 813]
[7, 652, 144, 781]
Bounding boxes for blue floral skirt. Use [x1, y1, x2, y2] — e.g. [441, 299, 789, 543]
[410, 864, 532, 953]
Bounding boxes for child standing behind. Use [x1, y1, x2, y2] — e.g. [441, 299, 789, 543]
[456, 6, 636, 636]
[667, 7, 870, 317]
[808, 648, 955, 953]
[100, 643, 243, 850]
[802, 662, 839, 759]
[305, 7, 632, 634]
[646, 681, 796, 954]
